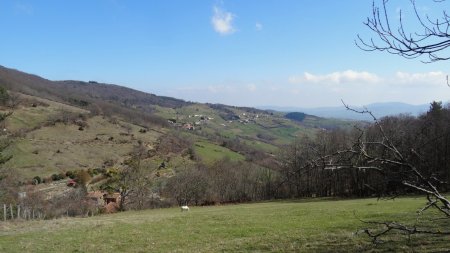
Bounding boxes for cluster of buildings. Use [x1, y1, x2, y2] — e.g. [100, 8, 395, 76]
[168, 114, 214, 131]
[86, 191, 121, 213]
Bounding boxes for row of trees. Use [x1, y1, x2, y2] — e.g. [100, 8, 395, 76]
[165, 160, 276, 205]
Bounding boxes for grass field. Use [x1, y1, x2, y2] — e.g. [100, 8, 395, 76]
[1, 197, 448, 252]
[194, 141, 245, 164]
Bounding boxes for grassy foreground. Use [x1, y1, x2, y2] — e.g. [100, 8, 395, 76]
[0, 197, 448, 252]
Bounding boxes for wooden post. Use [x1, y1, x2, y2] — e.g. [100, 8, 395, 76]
[3, 204, 6, 221]
[32, 209, 35, 220]
[10, 204, 13, 220]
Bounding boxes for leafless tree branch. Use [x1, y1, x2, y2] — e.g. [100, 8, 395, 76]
[360, 219, 450, 244]
[328, 101, 450, 243]
[357, 0, 450, 63]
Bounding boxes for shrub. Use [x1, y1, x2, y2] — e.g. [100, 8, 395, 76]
[51, 174, 59, 181]
[33, 176, 42, 185]
[76, 170, 92, 185]
[59, 173, 66, 179]
[93, 167, 106, 175]
[0, 86, 10, 105]
[51, 173, 65, 181]
[66, 170, 76, 179]
[105, 168, 119, 177]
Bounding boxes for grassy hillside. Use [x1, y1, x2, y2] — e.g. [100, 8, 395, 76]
[194, 141, 245, 164]
[0, 66, 353, 180]
[0, 65, 352, 146]
[0, 197, 447, 252]
[154, 103, 352, 154]
[1, 94, 162, 179]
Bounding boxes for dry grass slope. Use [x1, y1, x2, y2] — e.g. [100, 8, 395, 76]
[2, 94, 162, 179]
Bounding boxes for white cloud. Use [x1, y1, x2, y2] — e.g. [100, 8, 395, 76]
[255, 22, 263, 31]
[394, 71, 446, 86]
[211, 6, 236, 35]
[289, 70, 381, 84]
[288, 70, 448, 88]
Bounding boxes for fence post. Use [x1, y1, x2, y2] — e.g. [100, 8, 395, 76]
[3, 204, 6, 221]
[10, 204, 13, 220]
[17, 205, 20, 220]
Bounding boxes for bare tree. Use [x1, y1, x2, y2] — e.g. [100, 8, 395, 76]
[7, 92, 21, 109]
[357, 0, 450, 63]
[117, 141, 155, 210]
[321, 102, 450, 242]
[0, 86, 10, 106]
[165, 166, 209, 206]
[352, 0, 450, 241]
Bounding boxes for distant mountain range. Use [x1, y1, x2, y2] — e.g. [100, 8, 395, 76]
[259, 102, 430, 121]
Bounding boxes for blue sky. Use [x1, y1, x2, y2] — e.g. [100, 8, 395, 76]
[0, 0, 449, 107]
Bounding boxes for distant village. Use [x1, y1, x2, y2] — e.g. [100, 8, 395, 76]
[167, 112, 266, 131]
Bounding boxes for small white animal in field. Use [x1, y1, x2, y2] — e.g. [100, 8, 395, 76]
[181, 205, 190, 211]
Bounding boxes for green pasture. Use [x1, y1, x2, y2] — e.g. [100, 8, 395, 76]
[193, 141, 245, 164]
[0, 197, 447, 252]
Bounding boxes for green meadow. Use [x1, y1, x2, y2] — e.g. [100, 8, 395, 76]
[194, 141, 245, 164]
[1, 197, 447, 252]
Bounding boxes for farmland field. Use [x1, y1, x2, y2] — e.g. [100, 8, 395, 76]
[0, 197, 448, 252]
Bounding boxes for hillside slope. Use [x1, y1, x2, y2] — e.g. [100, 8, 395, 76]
[0, 65, 189, 110]
[1, 94, 162, 178]
[0, 65, 352, 180]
